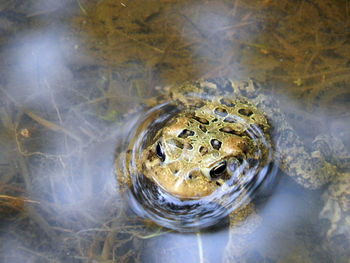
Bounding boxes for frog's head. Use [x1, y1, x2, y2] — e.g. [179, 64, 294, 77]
[141, 99, 268, 199]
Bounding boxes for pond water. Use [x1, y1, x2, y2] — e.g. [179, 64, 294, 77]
[0, 0, 349, 262]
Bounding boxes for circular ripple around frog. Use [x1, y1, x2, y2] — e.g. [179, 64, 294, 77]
[117, 99, 278, 231]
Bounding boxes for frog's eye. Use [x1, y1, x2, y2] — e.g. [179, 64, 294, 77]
[210, 160, 227, 179]
[156, 141, 165, 162]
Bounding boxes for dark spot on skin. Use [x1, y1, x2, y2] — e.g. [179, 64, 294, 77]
[223, 116, 236, 123]
[147, 150, 153, 161]
[174, 169, 178, 173]
[186, 144, 193, 150]
[168, 139, 184, 149]
[211, 139, 222, 150]
[220, 98, 235, 107]
[214, 107, 228, 117]
[199, 146, 208, 155]
[219, 127, 244, 136]
[178, 129, 195, 138]
[193, 116, 209, 125]
[199, 125, 207, 133]
[238, 108, 253, 117]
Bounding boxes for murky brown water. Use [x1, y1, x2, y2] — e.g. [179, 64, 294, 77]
[0, 0, 349, 262]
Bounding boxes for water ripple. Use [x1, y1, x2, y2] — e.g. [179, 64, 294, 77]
[117, 101, 278, 231]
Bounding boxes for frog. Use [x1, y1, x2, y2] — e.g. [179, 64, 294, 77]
[116, 78, 350, 256]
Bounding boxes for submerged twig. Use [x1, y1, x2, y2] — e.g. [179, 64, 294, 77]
[77, 0, 87, 15]
[0, 195, 40, 204]
[23, 110, 81, 142]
